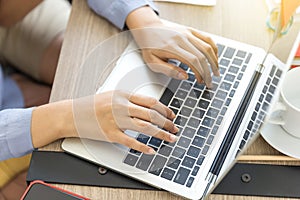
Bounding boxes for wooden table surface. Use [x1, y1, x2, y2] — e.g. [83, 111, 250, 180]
[40, 0, 300, 199]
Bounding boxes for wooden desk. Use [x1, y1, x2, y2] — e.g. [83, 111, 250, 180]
[42, 0, 300, 199]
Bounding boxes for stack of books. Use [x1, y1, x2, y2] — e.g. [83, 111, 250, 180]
[291, 43, 300, 68]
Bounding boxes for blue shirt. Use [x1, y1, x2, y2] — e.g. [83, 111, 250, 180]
[0, 0, 157, 161]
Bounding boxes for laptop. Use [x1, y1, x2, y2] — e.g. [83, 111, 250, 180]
[62, 30, 300, 199]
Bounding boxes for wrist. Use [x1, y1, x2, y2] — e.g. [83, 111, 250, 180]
[126, 6, 162, 30]
[31, 100, 76, 148]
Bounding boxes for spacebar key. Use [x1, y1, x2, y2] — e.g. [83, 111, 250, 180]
[136, 154, 155, 171]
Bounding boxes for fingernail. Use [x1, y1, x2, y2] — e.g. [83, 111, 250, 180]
[169, 134, 179, 142]
[147, 148, 156, 155]
[173, 126, 179, 133]
[177, 72, 187, 80]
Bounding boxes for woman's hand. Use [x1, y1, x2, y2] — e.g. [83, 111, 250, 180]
[31, 90, 178, 155]
[126, 6, 219, 88]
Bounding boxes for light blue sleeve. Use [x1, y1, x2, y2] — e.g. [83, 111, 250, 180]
[87, 0, 158, 30]
[0, 108, 34, 161]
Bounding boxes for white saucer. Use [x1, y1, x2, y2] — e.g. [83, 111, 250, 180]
[260, 122, 300, 159]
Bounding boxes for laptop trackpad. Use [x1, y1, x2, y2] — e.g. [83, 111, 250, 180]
[96, 42, 170, 99]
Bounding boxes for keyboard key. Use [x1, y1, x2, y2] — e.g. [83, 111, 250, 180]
[233, 58, 243, 66]
[130, 149, 141, 156]
[269, 85, 275, 94]
[202, 90, 214, 100]
[194, 82, 205, 90]
[136, 154, 155, 171]
[245, 53, 252, 64]
[186, 177, 195, 188]
[216, 116, 223, 125]
[216, 90, 227, 100]
[233, 81, 239, 89]
[167, 157, 181, 169]
[202, 117, 215, 128]
[170, 107, 179, 115]
[217, 44, 225, 57]
[160, 88, 174, 106]
[212, 75, 222, 83]
[202, 145, 210, 155]
[275, 69, 282, 78]
[251, 111, 257, 121]
[174, 115, 188, 126]
[236, 50, 246, 58]
[219, 66, 226, 74]
[174, 167, 191, 185]
[192, 166, 200, 176]
[136, 134, 150, 144]
[220, 107, 227, 116]
[211, 126, 219, 135]
[149, 155, 167, 176]
[239, 140, 246, 149]
[180, 81, 193, 91]
[175, 89, 188, 99]
[177, 137, 191, 149]
[223, 47, 235, 59]
[266, 93, 272, 103]
[182, 127, 196, 138]
[170, 98, 183, 108]
[187, 146, 201, 158]
[161, 168, 176, 180]
[180, 106, 192, 117]
[124, 154, 139, 166]
[229, 89, 235, 97]
[197, 126, 209, 137]
[243, 130, 250, 140]
[172, 146, 186, 159]
[228, 66, 239, 74]
[207, 107, 219, 118]
[187, 117, 201, 128]
[224, 74, 236, 82]
[197, 155, 205, 165]
[206, 135, 214, 145]
[192, 136, 205, 148]
[149, 137, 162, 147]
[192, 108, 205, 119]
[189, 89, 201, 98]
[187, 73, 196, 82]
[182, 156, 196, 168]
[184, 97, 197, 108]
[179, 63, 189, 70]
[220, 82, 232, 91]
[198, 99, 210, 109]
[211, 99, 223, 109]
[237, 73, 243, 80]
[272, 77, 279, 86]
[241, 65, 247, 72]
[158, 145, 173, 157]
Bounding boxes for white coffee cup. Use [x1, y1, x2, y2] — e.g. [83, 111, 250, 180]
[268, 67, 300, 138]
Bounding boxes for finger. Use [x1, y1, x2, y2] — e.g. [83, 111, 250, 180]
[129, 94, 176, 120]
[128, 103, 178, 133]
[190, 27, 218, 55]
[177, 40, 213, 87]
[188, 34, 220, 77]
[127, 118, 179, 143]
[143, 51, 188, 80]
[117, 133, 156, 155]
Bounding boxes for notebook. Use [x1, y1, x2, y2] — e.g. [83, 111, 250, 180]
[62, 31, 300, 199]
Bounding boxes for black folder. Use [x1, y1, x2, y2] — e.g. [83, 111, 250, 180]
[27, 150, 300, 198]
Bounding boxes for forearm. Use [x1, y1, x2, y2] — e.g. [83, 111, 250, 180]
[0, 0, 42, 27]
[31, 99, 77, 149]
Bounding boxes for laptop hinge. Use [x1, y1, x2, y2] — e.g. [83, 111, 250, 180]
[256, 63, 265, 73]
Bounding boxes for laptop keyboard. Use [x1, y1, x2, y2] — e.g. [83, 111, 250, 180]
[236, 65, 283, 155]
[123, 43, 253, 187]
